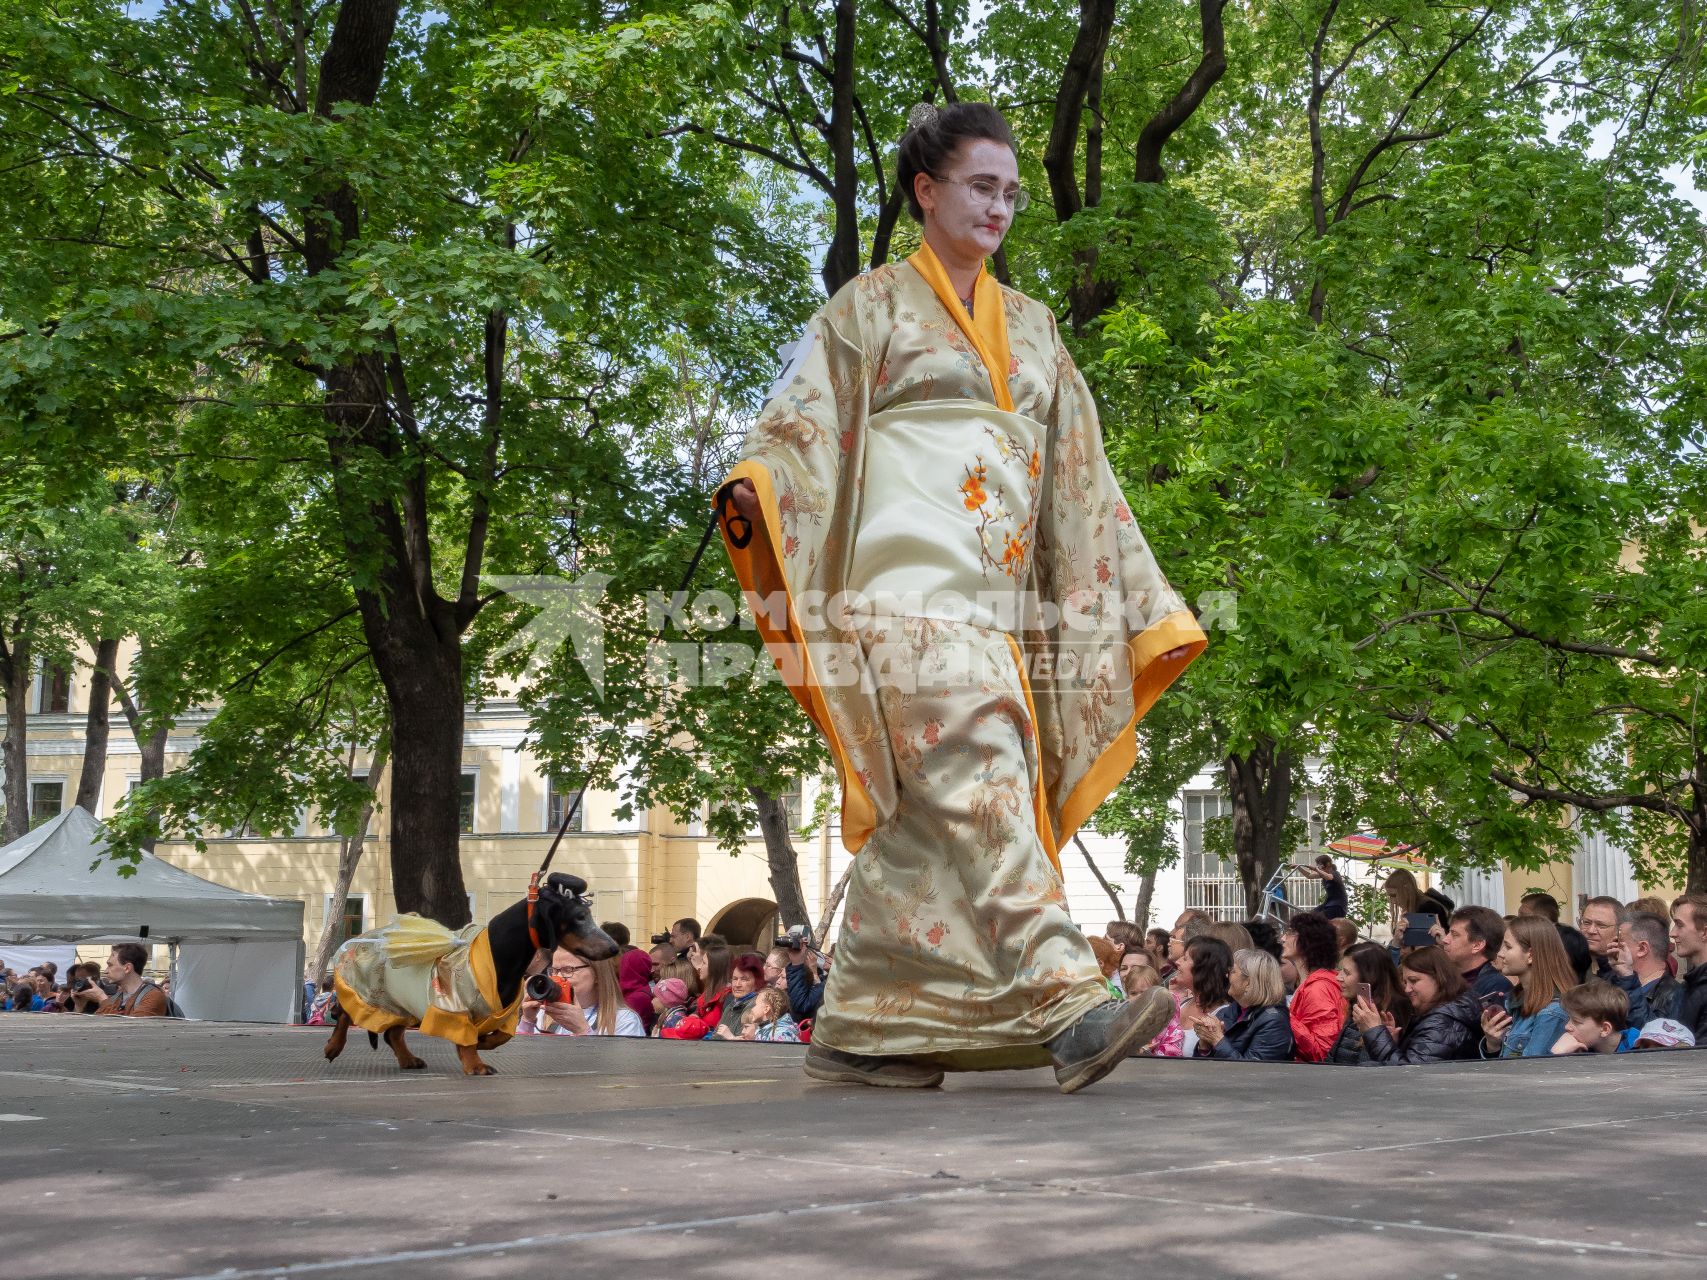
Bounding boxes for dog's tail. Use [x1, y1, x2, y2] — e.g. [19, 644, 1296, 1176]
[367, 1030, 379, 1050]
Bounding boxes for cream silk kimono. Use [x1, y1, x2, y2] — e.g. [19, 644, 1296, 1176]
[719, 242, 1205, 1067]
[332, 914, 524, 1048]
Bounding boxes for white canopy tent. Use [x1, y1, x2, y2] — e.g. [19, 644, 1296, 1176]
[0, 807, 305, 1022]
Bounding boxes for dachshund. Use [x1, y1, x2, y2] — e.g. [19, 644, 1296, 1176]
[322, 873, 618, 1076]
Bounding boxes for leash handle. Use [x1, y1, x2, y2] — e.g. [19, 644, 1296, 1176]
[716, 481, 753, 549]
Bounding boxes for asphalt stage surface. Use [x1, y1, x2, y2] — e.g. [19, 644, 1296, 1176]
[3, 1015, 1703, 1279]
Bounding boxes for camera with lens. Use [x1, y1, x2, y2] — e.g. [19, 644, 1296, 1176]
[649, 932, 670, 946]
[773, 924, 812, 950]
[525, 973, 571, 1004]
[71, 978, 93, 993]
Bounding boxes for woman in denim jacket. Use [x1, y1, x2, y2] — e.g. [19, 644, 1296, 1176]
[1479, 916, 1573, 1059]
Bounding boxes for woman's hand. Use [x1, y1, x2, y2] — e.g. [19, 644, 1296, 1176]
[1158, 644, 1194, 663]
[1191, 1014, 1223, 1048]
[1428, 921, 1447, 945]
[544, 1001, 588, 1035]
[1480, 1005, 1513, 1049]
[729, 478, 759, 523]
[1351, 995, 1383, 1032]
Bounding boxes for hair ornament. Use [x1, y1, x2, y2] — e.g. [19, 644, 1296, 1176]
[907, 101, 940, 131]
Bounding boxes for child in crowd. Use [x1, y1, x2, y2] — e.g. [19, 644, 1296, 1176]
[1120, 958, 1161, 999]
[1552, 982, 1636, 1054]
[1632, 1018, 1695, 1050]
[651, 977, 691, 1036]
[737, 987, 801, 1042]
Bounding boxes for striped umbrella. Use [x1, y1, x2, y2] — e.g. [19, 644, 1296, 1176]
[1324, 832, 1427, 870]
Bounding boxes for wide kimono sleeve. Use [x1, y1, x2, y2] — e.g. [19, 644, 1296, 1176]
[1026, 314, 1208, 847]
[715, 281, 894, 852]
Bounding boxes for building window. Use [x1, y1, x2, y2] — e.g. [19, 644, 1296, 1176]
[30, 780, 65, 827]
[38, 665, 72, 714]
[546, 779, 584, 833]
[458, 772, 477, 834]
[326, 893, 366, 950]
[1183, 791, 1240, 920]
[778, 776, 804, 830]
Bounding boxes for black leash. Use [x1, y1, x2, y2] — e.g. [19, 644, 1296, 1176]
[534, 482, 753, 880]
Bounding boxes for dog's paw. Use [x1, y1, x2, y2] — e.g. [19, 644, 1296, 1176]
[400, 1056, 427, 1070]
[463, 1062, 497, 1076]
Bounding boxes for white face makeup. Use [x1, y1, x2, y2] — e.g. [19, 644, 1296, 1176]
[915, 138, 1022, 268]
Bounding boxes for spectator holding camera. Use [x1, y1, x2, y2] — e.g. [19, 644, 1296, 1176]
[778, 926, 826, 1022]
[85, 944, 170, 1017]
[1440, 906, 1513, 1005]
[520, 949, 645, 1036]
[1355, 947, 1480, 1065]
[1480, 917, 1573, 1058]
[1331, 942, 1408, 1064]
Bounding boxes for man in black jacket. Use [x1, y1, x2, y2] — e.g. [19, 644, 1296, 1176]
[781, 931, 826, 1022]
[1618, 912, 1681, 1027]
[1669, 894, 1707, 1042]
[1443, 906, 1513, 1005]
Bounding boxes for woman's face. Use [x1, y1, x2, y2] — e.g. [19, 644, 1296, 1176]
[1173, 947, 1195, 991]
[1337, 956, 1359, 1002]
[688, 943, 708, 978]
[1281, 928, 1301, 965]
[729, 968, 757, 998]
[916, 138, 1020, 262]
[1496, 930, 1530, 979]
[1401, 967, 1441, 1011]
[553, 949, 593, 1003]
[1227, 963, 1249, 1006]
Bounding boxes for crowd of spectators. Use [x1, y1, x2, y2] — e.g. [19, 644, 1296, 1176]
[3, 943, 174, 1017]
[13, 881, 1705, 1069]
[1104, 883, 1707, 1065]
[504, 916, 823, 1042]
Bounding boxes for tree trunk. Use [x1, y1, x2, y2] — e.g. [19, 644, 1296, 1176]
[311, 732, 390, 986]
[74, 635, 121, 812]
[370, 628, 470, 926]
[112, 663, 170, 854]
[0, 636, 31, 843]
[820, 1, 861, 297]
[1225, 740, 1293, 915]
[1075, 833, 1126, 922]
[1689, 755, 1707, 894]
[816, 860, 855, 946]
[750, 785, 813, 931]
[1132, 866, 1159, 930]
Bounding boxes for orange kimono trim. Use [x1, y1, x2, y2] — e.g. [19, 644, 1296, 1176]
[716, 458, 880, 852]
[1055, 609, 1208, 846]
[1004, 633, 1063, 878]
[905, 241, 1014, 412]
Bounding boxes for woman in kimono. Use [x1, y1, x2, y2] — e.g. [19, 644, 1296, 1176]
[720, 102, 1205, 1094]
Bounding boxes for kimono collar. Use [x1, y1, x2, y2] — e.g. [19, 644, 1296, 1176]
[906, 239, 1015, 412]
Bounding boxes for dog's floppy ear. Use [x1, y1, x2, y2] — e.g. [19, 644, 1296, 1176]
[546, 873, 588, 899]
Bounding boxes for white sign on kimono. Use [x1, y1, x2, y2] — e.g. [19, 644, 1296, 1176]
[766, 327, 818, 402]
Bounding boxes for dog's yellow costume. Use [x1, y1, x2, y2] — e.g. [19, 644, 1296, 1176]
[332, 914, 525, 1047]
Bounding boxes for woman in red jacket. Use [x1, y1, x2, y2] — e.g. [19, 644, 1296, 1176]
[660, 934, 732, 1041]
[1283, 911, 1345, 1062]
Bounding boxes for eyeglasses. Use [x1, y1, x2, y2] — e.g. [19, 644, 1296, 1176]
[933, 175, 1029, 212]
[549, 964, 588, 976]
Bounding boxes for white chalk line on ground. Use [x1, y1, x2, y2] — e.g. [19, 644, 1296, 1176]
[0, 1070, 178, 1093]
[1078, 1185, 1704, 1261]
[1112, 1106, 1707, 1179]
[143, 1186, 984, 1280]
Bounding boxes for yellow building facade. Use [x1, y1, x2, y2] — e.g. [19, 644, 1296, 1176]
[6, 649, 830, 967]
